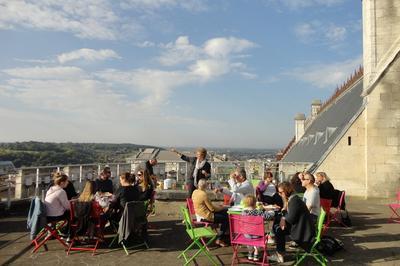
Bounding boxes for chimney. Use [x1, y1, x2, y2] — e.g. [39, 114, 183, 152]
[311, 100, 322, 119]
[294, 113, 306, 142]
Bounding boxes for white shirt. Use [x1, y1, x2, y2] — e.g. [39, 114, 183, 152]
[44, 185, 70, 217]
[303, 185, 320, 216]
[223, 179, 255, 205]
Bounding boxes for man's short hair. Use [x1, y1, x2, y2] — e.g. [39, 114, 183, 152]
[236, 167, 247, 179]
[197, 178, 207, 189]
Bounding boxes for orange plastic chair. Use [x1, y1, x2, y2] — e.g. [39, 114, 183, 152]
[388, 191, 400, 223]
[320, 198, 332, 234]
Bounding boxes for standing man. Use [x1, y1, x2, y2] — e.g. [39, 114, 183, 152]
[135, 157, 158, 177]
[171, 147, 211, 197]
[135, 157, 158, 186]
[95, 166, 114, 194]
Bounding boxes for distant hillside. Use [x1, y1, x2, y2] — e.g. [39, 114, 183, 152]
[0, 142, 158, 168]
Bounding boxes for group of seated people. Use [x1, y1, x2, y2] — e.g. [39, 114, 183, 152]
[43, 166, 156, 240]
[190, 167, 337, 263]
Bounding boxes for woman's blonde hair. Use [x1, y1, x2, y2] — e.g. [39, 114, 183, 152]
[53, 172, 68, 186]
[79, 181, 95, 202]
[196, 147, 207, 157]
[242, 194, 257, 208]
[316, 172, 329, 181]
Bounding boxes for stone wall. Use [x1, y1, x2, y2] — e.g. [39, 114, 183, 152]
[362, 0, 400, 198]
[316, 112, 367, 197]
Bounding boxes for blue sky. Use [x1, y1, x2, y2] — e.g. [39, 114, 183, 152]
[0, 0, 362, 149]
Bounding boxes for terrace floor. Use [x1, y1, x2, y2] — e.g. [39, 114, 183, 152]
[0, 197, 399, 266]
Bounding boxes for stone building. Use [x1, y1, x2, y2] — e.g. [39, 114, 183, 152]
[279, 0, 400, 198]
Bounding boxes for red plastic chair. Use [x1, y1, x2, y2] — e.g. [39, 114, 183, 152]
[229, 214, 269, 265]
[388, 191, 400, 223]
[186, 198, 213, 228]
[67, 200, 104, 256]
[224, 194, 232, 206]
[331, 190, 348, 227]
[320, 198, 332, 234]
[31, 219, 68, 253]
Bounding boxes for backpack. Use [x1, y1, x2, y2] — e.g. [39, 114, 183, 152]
[316, 235, 344, 256]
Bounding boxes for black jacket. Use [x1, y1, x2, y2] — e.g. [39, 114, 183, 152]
[285, 194, 315, 244]
[95, 178, 114, 194]
[180, 155, 211, 185]
[319, 180, 335, 200]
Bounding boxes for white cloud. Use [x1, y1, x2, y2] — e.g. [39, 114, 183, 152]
[2, 66, 86, 80]
[120, 0, 207, 12]
[190, 59, 230, 80]
[294, 23, 317, 40]
[204, 37, 256, 58]
[57, 48, 121, 64]
[325, 24, 347, 42]
[158, 36, 201, 66]
[294, 21, 350, 48]
[285, 56, 362, 89]
[0, 0, 121, 40]
[269, 0, 344, 9]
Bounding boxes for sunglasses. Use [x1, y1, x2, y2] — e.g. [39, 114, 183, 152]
[137, 173, 143, 176]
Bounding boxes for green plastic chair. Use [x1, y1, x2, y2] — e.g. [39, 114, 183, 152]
[178, 207, 219, 266]
[295, 208, 328, 266]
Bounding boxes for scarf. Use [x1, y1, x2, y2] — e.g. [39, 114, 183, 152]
[193, 159, 206, 187]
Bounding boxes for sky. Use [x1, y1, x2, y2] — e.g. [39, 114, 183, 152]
[0, 0, 363, 149]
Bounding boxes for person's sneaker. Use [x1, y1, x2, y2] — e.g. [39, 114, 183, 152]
[267, 236, 275, 245]
[268, 253, 284, 263]
[288, 241, 299, 249]
[253, 254, 260, 261]
[247, 252, 254, 260]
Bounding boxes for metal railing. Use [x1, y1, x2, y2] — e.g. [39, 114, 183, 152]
[0, 160, 313, 209]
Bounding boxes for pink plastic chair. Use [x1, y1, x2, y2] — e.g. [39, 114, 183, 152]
[388, 191, 400, 223]
[320, 198, 332, 234]
[229, 214, 269, 266]
[331, 190, 348, 227]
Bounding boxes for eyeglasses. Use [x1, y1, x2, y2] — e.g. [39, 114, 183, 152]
[301, 178, 310, 181]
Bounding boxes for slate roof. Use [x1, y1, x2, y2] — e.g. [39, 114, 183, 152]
[282, 78, 365, 165]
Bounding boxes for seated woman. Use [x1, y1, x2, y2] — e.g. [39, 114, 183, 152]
[192, 179, 229, 247]
[136, 169, 154, 202]
[290, 172, 306, 194]
[79, 181, 95, 202]
[315, 172, 335, 200]
[113, 172, 139, 212]
[256, 171, 283, 208]
[44, 172, 71, 222]
[270, 182, 315, 263]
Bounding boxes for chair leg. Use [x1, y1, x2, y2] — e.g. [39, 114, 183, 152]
[121, 241, 129, 255]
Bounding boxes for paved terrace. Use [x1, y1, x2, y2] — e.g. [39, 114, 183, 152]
[0, 197, 399, 266]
